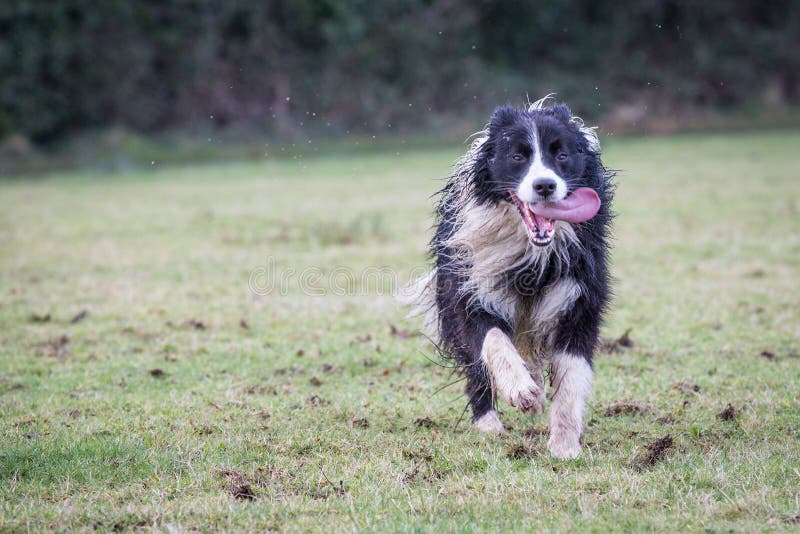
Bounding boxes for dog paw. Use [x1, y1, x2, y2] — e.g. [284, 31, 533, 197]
[474, 410, 506, 434]
[507, 378, 546, 414]
[548, 433, 582, 459]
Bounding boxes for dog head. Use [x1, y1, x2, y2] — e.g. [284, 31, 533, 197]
[472, 102, 604, 246]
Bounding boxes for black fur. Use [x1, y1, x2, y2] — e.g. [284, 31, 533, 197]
[430, 102, 614, 422]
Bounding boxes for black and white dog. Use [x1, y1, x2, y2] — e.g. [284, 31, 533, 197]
[403, 98, 613, 459]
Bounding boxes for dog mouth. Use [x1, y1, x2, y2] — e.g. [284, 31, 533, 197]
[508, 188, 601, 247]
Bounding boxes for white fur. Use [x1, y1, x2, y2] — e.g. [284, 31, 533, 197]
[516, 120, 568, 203]
[530, 278, 582, 331]
[474, 409, 505, 434]
[441, 198, 579, 326]
[396, 269, 438, 338]
[481, 328, 545, 413]
[547, 353, 593, 459]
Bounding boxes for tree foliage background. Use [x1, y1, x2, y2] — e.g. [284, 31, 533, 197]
[1, 0, 798, 144]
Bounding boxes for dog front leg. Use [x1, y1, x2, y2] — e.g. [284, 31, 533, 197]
[482, 327, 546, 414]
[547, 352, 593, 459]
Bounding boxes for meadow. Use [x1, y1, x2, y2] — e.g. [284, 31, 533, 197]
[1, 130, 799, 532]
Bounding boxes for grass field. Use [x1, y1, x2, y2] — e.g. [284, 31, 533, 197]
[1, 131, 799, 532]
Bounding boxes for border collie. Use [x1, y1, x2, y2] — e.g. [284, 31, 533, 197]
[402, 97, 613, 459]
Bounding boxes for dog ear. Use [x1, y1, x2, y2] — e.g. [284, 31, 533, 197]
[545, 103, 573, 124]
[488, 105, 519, 132]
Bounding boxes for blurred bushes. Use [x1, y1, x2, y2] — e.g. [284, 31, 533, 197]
[1, 0, 798, 144]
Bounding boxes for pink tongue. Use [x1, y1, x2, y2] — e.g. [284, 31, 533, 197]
[530, 187, 601, 223]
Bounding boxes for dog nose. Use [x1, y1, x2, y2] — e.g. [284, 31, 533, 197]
[533, 178, 557, 198]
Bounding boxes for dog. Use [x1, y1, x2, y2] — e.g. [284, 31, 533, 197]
[402, 98, 613, 459]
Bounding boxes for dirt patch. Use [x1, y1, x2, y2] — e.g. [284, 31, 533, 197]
[522, 427, 547, 438]
[716, 403, 739, 421]
[759, 350, 775, 360]
[223, 465, 347, 500]
[70, 310, 88, 324]
[170, 318, 206, 330]
[598, 328, 634, 353]
[506, 443, 539, 460]
[633, 435, 673, 470]
[389, 324, 419, 339]
[41, 335, 70, 358]
[306, 395, 328, 407]
[671, 381, 701, 394]
[402, 446, 434, 462]
[30, 313, 51, 323]
[351, 417, 369, 428]
[148, 368, 165, 378]
[603, 400, 650, 417]
[414, 417, 438, 429]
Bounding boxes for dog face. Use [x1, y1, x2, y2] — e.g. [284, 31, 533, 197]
[476, 104, 601, 246]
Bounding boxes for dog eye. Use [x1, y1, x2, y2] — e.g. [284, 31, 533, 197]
[511, 154, 526, 162]
[556, 152, 568, 162]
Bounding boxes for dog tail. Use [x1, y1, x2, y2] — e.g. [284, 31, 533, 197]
[396, 269, 439, 340]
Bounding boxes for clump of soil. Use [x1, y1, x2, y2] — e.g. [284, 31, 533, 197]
[522, 427, 546, 438]
[42, 335, 70, 358]
[70, 310, 88, 324]
[633, 435, 674, 469]
[603, 400, 650, 417]
[506, 443, 539, 460]
[598, 328, 634, 353]
[671, 380, 701, 394]
[414, 417, 438, 429]
[351, 417, 369, 428]
[389, 324, 419, 339]
[716, 403, 739, 421]
[219, 469, 257, 501]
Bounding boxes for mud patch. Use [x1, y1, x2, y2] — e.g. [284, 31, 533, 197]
[219, 469, 257, 501]
[716, 403, 739, 421]
[759, 350, 775, 360]
[414, 417, 438, 429]
[389, 324, 419, 339]
[171, 318, 206, 330]
[633, 435, 673, 470]
[506, 443, 539, 460]
[351, 417, 369, 428]
[598, 328, 634, 353]
[70, 310, 88, 324]
[603, 400, 650, 417]
[671, 381, 701, 394]
[41, 335, 70, 358]
[522, 427, 547, 438]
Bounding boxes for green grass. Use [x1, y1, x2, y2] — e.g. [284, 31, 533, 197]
[1, 131, 799, 532]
